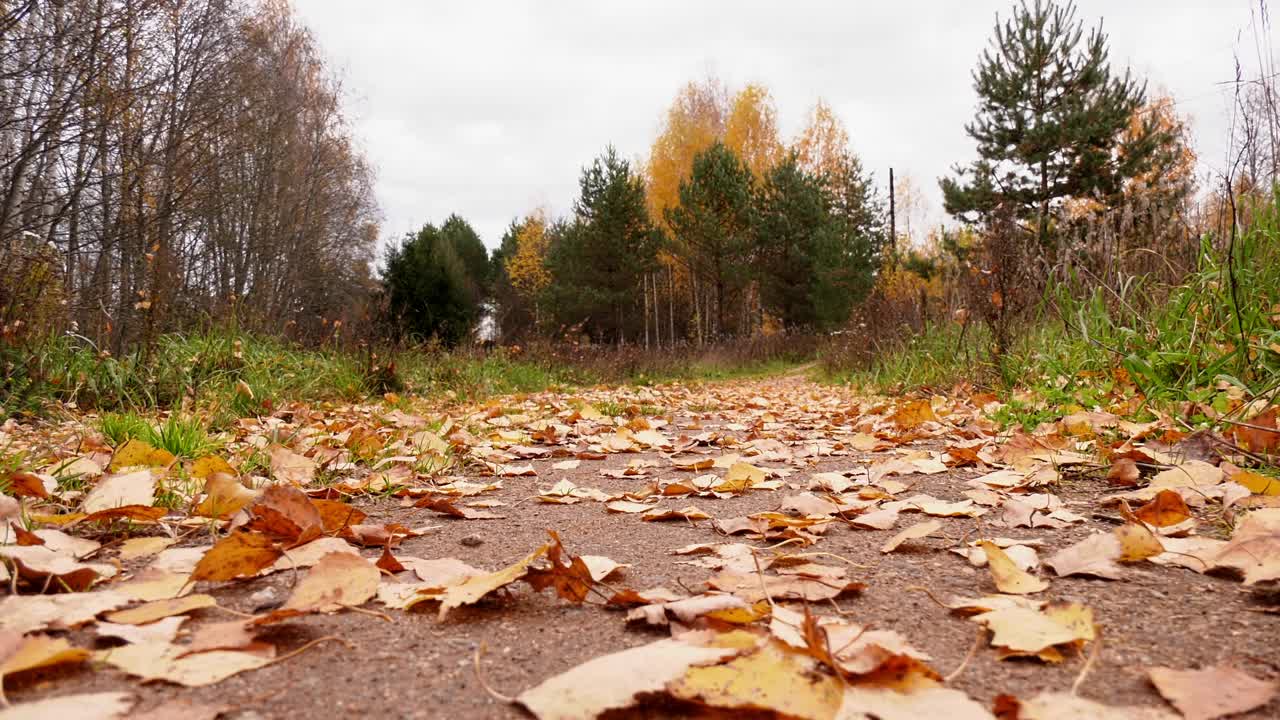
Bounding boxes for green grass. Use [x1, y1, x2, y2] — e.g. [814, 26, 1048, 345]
[98, 411, 216, 458]
[825, 192, 1280, 432]
[146, 415, 217, 459]
[99, 412, 152, 447]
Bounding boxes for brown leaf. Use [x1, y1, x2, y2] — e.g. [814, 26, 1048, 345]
[0, 545, 117, 592]
[95, 640, 273, 687]
[281, 552, 379, 613]
[312, 499, 367, 534]
[525, 531, 596, 604]
[79, 505, 167, 525]
[5, 471, 49, 499]
[1106, 458, 1142, 487]
[1044, 533, 1124, 580]
[244, 484, 324, 546]
[1208, 508, 1280, 584]
[1134, 490, 1191, 527]
[1147, 665, 1278, 720]
[193, 472, 257, 519]
[190, 531, 282, 582]
[642, 505, 712, 522]
[375, 545, 405, 573]
[8, 522, 43, 546]
[268, 445, 317, 485]
[182, 620, 260, 656]
[415, 495, 504, 520]
[83, 469, 156, 514]
[1231, 408, 1280, 454]
[998, 691, 1176, 719]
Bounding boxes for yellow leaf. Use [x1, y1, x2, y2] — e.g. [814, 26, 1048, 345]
[437, 544, 548, 620]
[980, 541, 1048, 594]
[109, 439, 174, 471]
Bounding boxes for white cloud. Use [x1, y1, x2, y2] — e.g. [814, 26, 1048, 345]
[295, 0, 1256, 249]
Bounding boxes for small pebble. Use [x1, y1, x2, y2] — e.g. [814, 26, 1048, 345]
[248, 587, 278, 607]
[460, 534, 483, 547]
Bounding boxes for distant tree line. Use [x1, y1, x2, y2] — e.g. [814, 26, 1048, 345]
[0, 0, 379, 352]
[385, 82, 887, 347]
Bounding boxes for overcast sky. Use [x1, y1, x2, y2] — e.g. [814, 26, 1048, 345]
[293, 1, 1262, 250]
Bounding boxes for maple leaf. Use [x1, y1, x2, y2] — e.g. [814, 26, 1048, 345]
[524, 531, 596, 604]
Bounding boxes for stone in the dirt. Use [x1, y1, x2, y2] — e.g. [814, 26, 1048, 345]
[460, 534, 484, 547]
[248, 587, 278, 609]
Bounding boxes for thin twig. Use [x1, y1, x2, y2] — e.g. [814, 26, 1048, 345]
[945, 627, 986, 682]
[265, 635, 351, 667]
[474, 642, 516, 703]
[1072, 633, 1102, 696]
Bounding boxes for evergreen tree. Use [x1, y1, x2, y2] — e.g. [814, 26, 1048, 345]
[382, 223, 477, 346]
[545, 147, 661, 343]
[438, 214, 490, 303]
[665, 142, 755, 338]
[752, 154, 830, 329]
[940, 0, 1160, 251]
[813, 152, 885, 328]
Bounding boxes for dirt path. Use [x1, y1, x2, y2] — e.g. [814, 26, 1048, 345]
[3, 375, 1278, 719]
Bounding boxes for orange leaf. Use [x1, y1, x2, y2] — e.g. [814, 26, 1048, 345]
[191, 531, 282, 582]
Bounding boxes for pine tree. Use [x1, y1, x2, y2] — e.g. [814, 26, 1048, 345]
[665, 142, 754, 339]
[545, 147, 661, 343]
[940, 0, 1160, 252]
[382, 224, 478, 346]
[752, 155, 829, 330]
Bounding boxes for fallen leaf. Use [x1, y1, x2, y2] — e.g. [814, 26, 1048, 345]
[182, 620, 260, 655]
[1114, 522, 1164, 562]
[999, 691, 1176, 719]
[118, 537, 177, 561]
[642, 506, 712, 522]
[973, 602, 1094, 662]
[1147, 665, 1278, 720]
[1134, 490, 1192, 527]
[1208, 508, 1280, 584]
[281, 552, 379, 613]
[193, 473, 257, 519]
[96, 641, 273, 687]
[0, 633, 90, 680]
[668, 637, 845, 718]
[4, 472, 49, 499]
[0, 545, 116, 592]
[1107, 458, 1142, 486]
[881, 519, 943, 553]
[95, 617, 187, 645]
[415, 495, 504, 520]
[579, 555, 628, 582]
[516, 635, 741, 719]
[105, 594, 216, 625]
[1045, 533, 1125, 580]
[109, 439, 174, 471]
[437, 544, 549, 620]
[268, 445, 317, 485]
[190, 531, 282, 582]
[82, 469, 156, 514]
[0, 692, 134, 720]
[981, 541, 1048, 594]
[244, 484, 324, 546]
